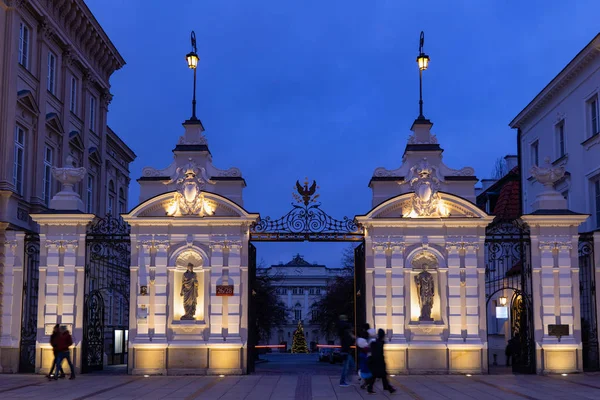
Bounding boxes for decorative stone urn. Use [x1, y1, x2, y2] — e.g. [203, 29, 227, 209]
[530, 157, 567, 210]
[49, 155, 87, 211]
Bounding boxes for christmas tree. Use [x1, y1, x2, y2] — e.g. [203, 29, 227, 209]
[291, 320, 309, 353]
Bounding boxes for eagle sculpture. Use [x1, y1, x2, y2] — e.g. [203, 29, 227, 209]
[295, 180, 317, 206]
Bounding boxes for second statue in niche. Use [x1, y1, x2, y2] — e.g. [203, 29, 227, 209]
[414, 264, 435, 321]
[180, 263, 199, 320]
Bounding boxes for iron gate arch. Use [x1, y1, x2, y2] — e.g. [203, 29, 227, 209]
[82, 215, 131, 373]
[246, 179, 366, 373]
[484, 219, 535, 374]
[19, 233, 40, 373]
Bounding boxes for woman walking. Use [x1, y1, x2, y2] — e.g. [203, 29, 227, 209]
[47, 324, 65, 380]
[367, 329, 396, 394]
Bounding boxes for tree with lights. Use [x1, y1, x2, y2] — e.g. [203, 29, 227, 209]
[291, 320, 309, 353]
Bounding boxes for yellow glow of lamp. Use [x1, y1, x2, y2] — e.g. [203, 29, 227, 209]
[498, 296, 507, 306]
[186, 51, 199, 69]
[417, 52, 430, 71]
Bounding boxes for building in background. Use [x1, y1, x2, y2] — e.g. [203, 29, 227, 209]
[0, 0, 135, 373]
[263, 254, 341, 351]
[509, 33, 600, 372]
[509, 32, 600, 232]
[0, 0, 135, 236]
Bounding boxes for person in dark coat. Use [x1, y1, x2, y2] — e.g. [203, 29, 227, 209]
[47, 324, 65, 380]
[54, 326, 75, 380]
[367, 329, 396, 394]
[337, 315, 355, 387]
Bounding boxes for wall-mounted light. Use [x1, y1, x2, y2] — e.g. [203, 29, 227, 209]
[498, 296, 507, 306]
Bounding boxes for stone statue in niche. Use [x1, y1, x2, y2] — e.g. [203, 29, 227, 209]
[414, 264, 435, 321]
[180, 263, 199, 320]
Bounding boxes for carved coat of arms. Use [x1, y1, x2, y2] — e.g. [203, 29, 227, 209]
[404, 158, 449, 217]
[167, 159, 216, 217]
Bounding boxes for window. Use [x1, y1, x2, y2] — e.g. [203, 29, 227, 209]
[595, 180, 600, 228]
[294, 309, 302, 321]
[118, 188, 126, 214]
[47, 51, 56, 94]
[70, 77, 78, 114]
[316, 288, 321, 295]
[43, 146, 53, 206]
[108, 293, 114, 325]
[556, 122, 565, 158]
[590, 97, 599, 137]
[18, 22, 30, 68]
[293, 287, 304, 295]
[86, 175, 94, 213]
[530, 140, 539, 168]
[13, 126, 25, 195]
[309, 288, 315, 295]
[108, 195, 114, 215]
[89, 96, 96, 131]
[117, 297, 124, 325]
[312, 310, 320, 321]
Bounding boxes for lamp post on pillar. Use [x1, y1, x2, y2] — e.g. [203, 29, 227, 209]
[415, 31, 430, 123]
[185, 31, 200, 124]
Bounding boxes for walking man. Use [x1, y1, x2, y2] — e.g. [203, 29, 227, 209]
[47, 324, 65, 380]
[337, 315, 355, 387]
[54, 326, 75, 380]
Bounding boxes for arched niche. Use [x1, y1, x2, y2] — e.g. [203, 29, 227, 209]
[172, 249, 206, 322]
[406, 248, 444, 323]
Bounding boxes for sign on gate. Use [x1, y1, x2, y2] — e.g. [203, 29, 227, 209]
[216, 285, 234, 296]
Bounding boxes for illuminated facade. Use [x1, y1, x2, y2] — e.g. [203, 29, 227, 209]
[0, 0, 134, 374]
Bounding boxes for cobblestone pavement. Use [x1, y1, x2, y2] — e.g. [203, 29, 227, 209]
[0, 372, 599, 400]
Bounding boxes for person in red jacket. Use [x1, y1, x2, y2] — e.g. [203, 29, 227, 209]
[53, 326, 75, 380]
[47, 324, 65, 380]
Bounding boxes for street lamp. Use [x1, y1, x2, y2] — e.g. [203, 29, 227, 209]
[498, 296, 507, 306]
[185, 31, 200, 122]
[416, 31, 430, 121]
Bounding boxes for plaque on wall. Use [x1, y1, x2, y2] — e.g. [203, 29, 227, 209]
[45, 323, 73, 335]
[216, 285, 234, 296]
[548, 324, 569, 338]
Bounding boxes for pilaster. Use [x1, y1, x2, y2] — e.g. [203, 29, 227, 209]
[209, 243, 224, 339]
[372, 243, 387, 329]
[390, 242, 405, 342]
[227, 243, 242, 340]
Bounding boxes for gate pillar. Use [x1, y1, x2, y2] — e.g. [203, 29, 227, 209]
[31, 163, 94, 374]
[522, 162, 588, 374]
[0, 228, 25, 373]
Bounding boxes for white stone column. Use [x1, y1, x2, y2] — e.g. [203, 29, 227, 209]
[0, 232, 25, 373]
[446, 243, 462, 340]
[153, 242, 169, 339]
[136, 244, 150, 338]
[464, 243, 479, 338]
[227, 243, 242, 340]
[539, 240, 557, 339]
[372, 244, 387, 330]
[390, 243, 405, 341]
[209, 244, 224, 339]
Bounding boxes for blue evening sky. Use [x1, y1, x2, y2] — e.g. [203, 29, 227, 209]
[86, 0, 599, 268]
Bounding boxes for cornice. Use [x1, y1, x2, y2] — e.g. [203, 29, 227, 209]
[24, 0, 125, 83]
[30, 213, 95, 225]
[521, 214, 589, 227]
[510, 33, 600, 129]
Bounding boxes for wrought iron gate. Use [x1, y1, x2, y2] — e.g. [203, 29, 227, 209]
[82, 215, 130, 373]
[579, 233, 599, 371]
[19, 234, 40, 373]
[246, 179, 365, 373]
[485, 219, 535, 374]
[246, 243, 257, 373]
